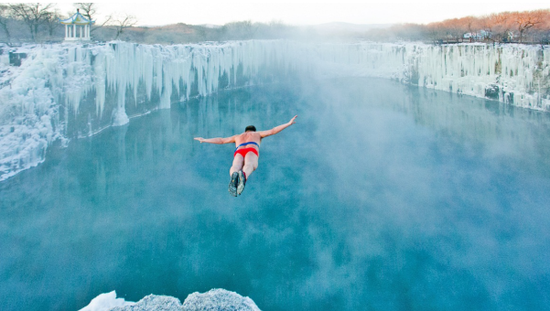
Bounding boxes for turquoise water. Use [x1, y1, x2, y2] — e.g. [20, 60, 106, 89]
[2, 78, 550, 310]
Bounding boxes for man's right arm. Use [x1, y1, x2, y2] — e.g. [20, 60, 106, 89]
[194, 136, 236, 144]
[259, 115, 297, 138]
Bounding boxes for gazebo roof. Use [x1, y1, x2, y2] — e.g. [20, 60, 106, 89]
[60, 10, 95, 25]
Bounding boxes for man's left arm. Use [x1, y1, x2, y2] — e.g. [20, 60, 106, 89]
[259, 115, 297, 138]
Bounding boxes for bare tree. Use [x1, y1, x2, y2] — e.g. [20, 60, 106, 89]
[0, 4, 11, 43]
[459, 16, 480, 41]
[109, 13, 137, 40]
[513, 10, 545, 42]
[74, 3, 113, 32]
[426, 22, 445, 43]
[74, 3, 95, 21]
[439, 18, 465, 41]
[73, 3, 112, 34]
[9, 3, 56, 42]
[482, 12, 512, 42]
[43, 9, 61, 38]
[531, 10, 550, 44]
[413, 9, 550, 44]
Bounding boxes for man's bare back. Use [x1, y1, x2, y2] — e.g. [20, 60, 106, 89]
[234, 131, 262, 147]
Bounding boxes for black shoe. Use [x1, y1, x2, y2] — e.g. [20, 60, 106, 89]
[237, 170, 246, 195]
[228, 172, 238, 197]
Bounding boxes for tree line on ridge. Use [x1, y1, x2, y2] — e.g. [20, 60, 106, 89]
[0, 3, 549, 45]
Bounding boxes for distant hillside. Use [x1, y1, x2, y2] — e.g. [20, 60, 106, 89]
[104, 22, 395, 44]
[366, 9, 550, 43]
[0, 4, 548, 45]
[92, 21, 295, 44]
[90, 10, 550, 44]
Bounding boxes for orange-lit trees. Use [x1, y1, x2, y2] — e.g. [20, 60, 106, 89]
[484, 12, 513, 42]
[512, 10, 546, 42]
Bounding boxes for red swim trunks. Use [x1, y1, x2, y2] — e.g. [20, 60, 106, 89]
[234, 147, 259, 158]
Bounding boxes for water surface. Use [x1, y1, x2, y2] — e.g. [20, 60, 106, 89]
[1, 78, 550, 311]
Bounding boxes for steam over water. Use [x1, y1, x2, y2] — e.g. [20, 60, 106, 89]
[1, 78, 550, 310]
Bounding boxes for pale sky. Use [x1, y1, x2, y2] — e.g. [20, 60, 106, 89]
[50, 1, 550, 26]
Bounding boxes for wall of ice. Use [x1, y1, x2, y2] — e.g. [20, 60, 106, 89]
[321, 42, 550, 110]
[0, 40, 311, 181]
[0, 40, 549, 181]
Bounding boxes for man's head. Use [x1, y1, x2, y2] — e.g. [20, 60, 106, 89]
[245, 125, 256, 132]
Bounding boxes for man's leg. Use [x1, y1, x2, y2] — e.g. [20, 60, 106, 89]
[229, 155, 244, 197]
[237, 153, 258, 195]
[242, 153, 259, 179]
[230, 155, 244, 176]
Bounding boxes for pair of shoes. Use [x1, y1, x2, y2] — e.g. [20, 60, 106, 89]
[228, 172, 238, 197]
[237, 170, 246, 195]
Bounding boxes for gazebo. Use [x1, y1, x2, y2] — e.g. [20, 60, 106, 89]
[59, 9, 94, 41]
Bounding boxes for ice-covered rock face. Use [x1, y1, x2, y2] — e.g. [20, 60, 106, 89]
[79, 289, 260, 311]
[183, 289, 261, 311]
[0, 41, 549, 182]
[110, 294, 183, 311]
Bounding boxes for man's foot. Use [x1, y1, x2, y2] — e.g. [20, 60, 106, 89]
[228, 172, 239, 197]
[237, 170, 246, 195]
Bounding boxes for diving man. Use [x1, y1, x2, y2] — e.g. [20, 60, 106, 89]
[194, 115, 297, 196]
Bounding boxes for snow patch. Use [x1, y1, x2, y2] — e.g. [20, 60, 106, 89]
[80, 289, 261, 311]
[79, 291, 134, 311]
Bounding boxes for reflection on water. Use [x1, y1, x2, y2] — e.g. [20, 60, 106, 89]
[1, 78, 550, 311]
[404, 87, 550, 178]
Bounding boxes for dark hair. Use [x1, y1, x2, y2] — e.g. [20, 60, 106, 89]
[245, 125, 256, 132]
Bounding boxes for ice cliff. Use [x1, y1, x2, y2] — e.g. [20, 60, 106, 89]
[0, 40, 549, 181]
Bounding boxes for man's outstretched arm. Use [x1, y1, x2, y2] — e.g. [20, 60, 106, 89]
[259, 115, 297, 138]
[194, 135, 236, 144]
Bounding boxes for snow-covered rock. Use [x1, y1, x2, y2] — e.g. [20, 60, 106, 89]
[110, 294, 182, 311]
[80, 289, 260, 311]
[183, 289, 260, 311]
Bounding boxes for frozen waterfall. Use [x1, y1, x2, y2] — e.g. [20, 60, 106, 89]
[1, 40, 549, 181]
